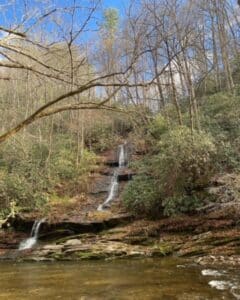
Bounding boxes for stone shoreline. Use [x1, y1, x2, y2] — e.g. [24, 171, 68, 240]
[1, 205, 240, 267]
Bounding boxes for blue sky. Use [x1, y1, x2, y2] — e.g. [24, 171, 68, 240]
[0, 0, 131, 44]
[103, 0, 129, 14]
[0, 0, 129, 26]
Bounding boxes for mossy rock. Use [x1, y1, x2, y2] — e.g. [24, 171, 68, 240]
[152, 243, 174, 256]
[72, 251, 107, 260]
[48, 252, 63, 260]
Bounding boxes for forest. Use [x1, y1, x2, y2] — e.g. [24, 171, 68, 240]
[0, 0, 240, 299]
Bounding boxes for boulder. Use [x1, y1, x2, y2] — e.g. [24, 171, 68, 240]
[64, 239, 82, 246]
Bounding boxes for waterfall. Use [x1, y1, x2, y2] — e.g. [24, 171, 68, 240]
[97, 171, 119, 211]
[118, 144, 125, 168]
[18, 218, 45, 250]
[98, 144, 126, 211]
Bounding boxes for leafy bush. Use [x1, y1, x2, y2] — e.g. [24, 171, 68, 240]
[148, 114, 168, 139]
[152, 127, 216, 197]
[163, 194, 202, 216]
[0, 136, 99, 216]
[122, 175, 161, 217]
[85, 122, 115, 152]
[31, 143, 50, 166]
[77, 149, 98, 175]
[52, 148, 98, 180]
[0, 172, 48, 214]
[215, 137, 240, 171]
[201, 92, 240, 171]
[202, 92, 240, 141]
[52, 148, 78, 180]
[124, 126, 217, 217]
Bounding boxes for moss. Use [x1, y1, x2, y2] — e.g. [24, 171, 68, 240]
[73, 251, 107, 260]
[48, 252, 62, 260]
[153, 243, 174, 256]
[48, 249, 108, 261]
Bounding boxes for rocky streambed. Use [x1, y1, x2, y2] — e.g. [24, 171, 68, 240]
[1, 203, 240, 267]
[2, 210, 240, 300]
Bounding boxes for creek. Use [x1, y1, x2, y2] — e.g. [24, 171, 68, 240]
[0, 258, 239, 299]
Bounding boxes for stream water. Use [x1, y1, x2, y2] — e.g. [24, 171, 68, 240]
[0, 258, 239, 299]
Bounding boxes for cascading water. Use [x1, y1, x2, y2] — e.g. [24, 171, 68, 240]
[97, 171, 119, 211]
[18, 218, 45, 250]
[118, 144, 125, 168]
[97, 144, 126, 211]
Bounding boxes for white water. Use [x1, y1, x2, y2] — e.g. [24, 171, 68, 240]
[201, 269, 223, 277]
[201, 268, 240, 299]
[19, 218, 45, 250]
[98, 144, 126, 211]
[98, 171, 119, 211]
[118, 144, 125, 168]
[208, 280, 234, 290]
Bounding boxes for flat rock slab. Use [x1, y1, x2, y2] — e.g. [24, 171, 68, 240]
[4, 213, 133, 239]
[18, 240, 167, 262]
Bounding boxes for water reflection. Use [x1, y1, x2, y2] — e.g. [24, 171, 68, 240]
[0, 258, 238, 299]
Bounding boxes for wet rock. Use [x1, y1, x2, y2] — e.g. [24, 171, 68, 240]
[99, 168, 135, 181]
[104, 161, 119, 167]
[5, 213, 133, 237]
[39, 229, 74, 241]
[117, 168, 136, 181]
[2, 215, 35, 232]
[89, 175, 111, 195]
[99, 168, 114, 176]
[195, 255, 240, 267]
[23, 256, 55, 262]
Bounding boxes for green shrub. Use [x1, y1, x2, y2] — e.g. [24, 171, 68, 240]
[0, 172, 48, 214]
[85, 122, 115, 152]
[52, 148, 77, 180]
[152, 127, 216, 197]
[0, 141, 52, 216]
[124, 126, 217, 217]
[148, 114, 168, 139]
[53, 148, 98, 180]
[201, 92, 240, 171]
[202, 92, 240, 141]
[77, 149, 98, 175]
[31, 143, 50, 166]
[163, 194, 202, 216]
[122, 175, 161, 217]
[215, 137, 240, 171]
